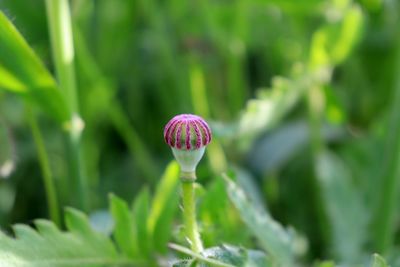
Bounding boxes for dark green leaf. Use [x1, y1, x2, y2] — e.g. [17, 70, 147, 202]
[0, 11, 69, 123]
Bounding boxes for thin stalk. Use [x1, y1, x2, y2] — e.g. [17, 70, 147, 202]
[307, 85, 325, 157]
[108, 102, 158, 182]
[27, 108, 60, 226]
[306, 84, 330, 248]
[45, 0, 88, 209]
[181, 172, 203, 253]
[373, 39, 400, 253]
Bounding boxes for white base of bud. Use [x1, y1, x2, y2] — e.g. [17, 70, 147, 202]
[171, 147, 205, 173]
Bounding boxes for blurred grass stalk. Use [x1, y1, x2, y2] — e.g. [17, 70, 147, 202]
[27, 107, 60, 226]
[189, 58, 227, 173]
[45, 0, 88, 210]
[306, 83, 330, 245]
[372, 36, 400, 253]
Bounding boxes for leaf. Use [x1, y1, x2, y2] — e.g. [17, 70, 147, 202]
[0, 208, 140, 267]
[370, 254, 389, 267]
[235, 76, 307, 149]
[148, 161, 180, 253]
[224, 174, 295, 265]
[0, 11, 69, 123]
[88, 210, 114, 236]
[247, 120, 344, 175]
[132, 187, 151, 257]
[109, 194, 137, 258]
[199, 177, 248, 246]
[309, 5, 364, 68]
[314, 261, 336, 267]
[200, 245, 247, 266]
[169, 243, 236, 267]
[170, 243, 271, 267]
[315, 151, 367, 262]
[200, 245, 272, 267]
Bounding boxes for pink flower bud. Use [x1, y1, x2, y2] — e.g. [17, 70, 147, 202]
[164, 114, 212, 150]
[164, 114, 212, 173]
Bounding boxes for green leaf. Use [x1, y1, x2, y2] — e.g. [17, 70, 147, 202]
[201, 245, 272, 267]
[309, 5, 364, 68]
[132, 187, 151, 257]
[170, 243, 271, 267]
[370, 254, 389, 267]
[0, 11, 69, 123]
[247, 120, 343, 175]
[148, 161, 180, 253]
[109, 194, 137, 258]
[224, 174, 295, 265]
[0, 208, 140, 267]
[314, 261, 336, 267]
[169, 243, 236, 267]
[235, 76, 307, 149]
[200, 245, 247, 266]
[315, 151, 367, 262]
[200, 177, 251, 246]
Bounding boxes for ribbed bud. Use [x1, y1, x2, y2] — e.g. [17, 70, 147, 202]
[164, 114, 212, 173]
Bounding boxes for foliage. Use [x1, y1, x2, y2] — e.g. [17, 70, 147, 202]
[0, 0, 400, 266]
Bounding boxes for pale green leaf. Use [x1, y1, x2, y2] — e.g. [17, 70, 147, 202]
[0, 209, 140, 267]
[315, 151, 367, 262]
[109, 194, 137, 258]
[371, 254, 390, 267]
[224, 174, 295, 265]
[148, 161, 180, 253]
[132, 187, 151, 257]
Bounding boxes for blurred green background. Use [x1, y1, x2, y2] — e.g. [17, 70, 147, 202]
[0, 0, 400, 265]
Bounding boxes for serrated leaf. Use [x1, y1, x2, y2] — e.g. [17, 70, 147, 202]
[169, 243, 236, 267]
[315, 151, 367, 262]
[224, 174, 294, 265]
[371, 254, 389, 267]
[109, 194, 137, 258]
[170, 243, 271, 267]
[0, 11, 69, 123]
[148, 161, 180, 253]
[200, 245, 247, 266]
[0, 209, 141, 267]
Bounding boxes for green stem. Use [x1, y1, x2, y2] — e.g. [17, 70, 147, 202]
[108, 102, 157, 182]
[181, 172, 203, 253]
[373, 39, 400, 253]
[307, 85, 325, 157]
[306, 84, 330, 248]
[45, 0, 88, 209]
[27, 108, 60, 226]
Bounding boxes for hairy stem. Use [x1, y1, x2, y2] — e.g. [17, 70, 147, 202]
[181, 172, 203, 253]
[45, 0, 88, 209]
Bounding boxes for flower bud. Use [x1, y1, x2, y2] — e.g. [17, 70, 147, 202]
[164, 114, 212, 172]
